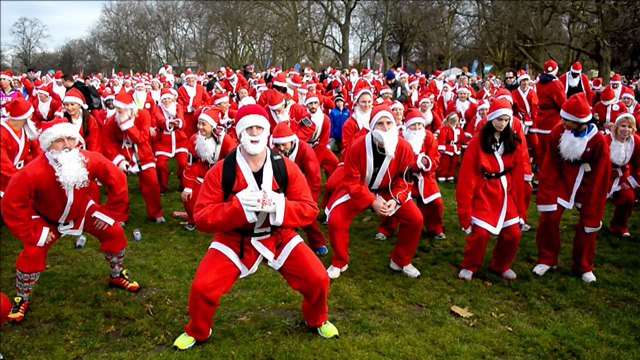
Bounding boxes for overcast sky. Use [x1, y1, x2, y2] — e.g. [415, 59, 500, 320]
[1, 1, 105, 51]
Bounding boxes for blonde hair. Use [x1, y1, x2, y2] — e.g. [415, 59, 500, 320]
[444, 112, 459, 126]
[612, 115, 637, 137]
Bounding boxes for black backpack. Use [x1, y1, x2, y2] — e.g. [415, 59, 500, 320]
[222, 148, 288, 201]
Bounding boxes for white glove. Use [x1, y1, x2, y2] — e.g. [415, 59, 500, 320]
[118, 161, 130, 173]
[242, 190, 278, 214]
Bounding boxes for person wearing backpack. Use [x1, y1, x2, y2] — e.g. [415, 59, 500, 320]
[173, 104, 339, 351]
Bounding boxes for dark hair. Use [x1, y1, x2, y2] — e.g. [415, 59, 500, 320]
[62, 74, 74, 82]
[64, 107, 90, 139]
[478, 119, 520, 154]
[272, 84, 287, 94]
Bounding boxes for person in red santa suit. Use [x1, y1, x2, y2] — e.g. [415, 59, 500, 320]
[325, 105, 423, 280]
[475, 78, 496, 102]
[133, 82, 155, 114]
[102, 91, 165, 223]
[222, 68, 249, 97]
[1, 98, 40, 199]
[418, 95, 442, 134]
[406, 75, 421, 108]
[435, 82, 455, 118]
[173, 104, 338, 351]
[375, 109, 445, 241]
[271, 122, 328, 255]
[425, 70, 445, 97]
[344, 68, 360, 103]
[609, 73, 623, 101]
[436, 112, 466, 183]
[177, 70, 211, 137]
[211, 92, 238, 141]
[153, 88, 189, 194]
[31, 84, 61, 125]
[181, 107, 237, 231]
[456, 98, 526, 281]
[60, 88, 102, 153]
[93, 87, 117, 127]
[511, 71, 539, 166]
[305, 94, 339, 177]
[1, 117, 140, 323]
[605, 113, 639, 237]
[558, 61, 594, 105]
[263, 89, 315, 142]
[620, 86, 640, 116]
[447, 85, 477, 129]
[390, 100, 405, 128]
[463, 100, 490, 140]
[376, 85, 393, 104]
[593, 86, 625, 133]
[533, 92, 611, 283]
[533, 60, 566, 167]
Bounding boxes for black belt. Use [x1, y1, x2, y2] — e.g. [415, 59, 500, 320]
[32, 206, 69, 227]
[233, 227, 277, 259]
[483, 167, 512, 179]
[449, 141, 457, 145]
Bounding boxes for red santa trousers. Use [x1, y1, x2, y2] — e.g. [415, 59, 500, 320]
[438, 154, 458, 180]
[182, 183, 202, 224]
[328, 198, 422, 268]
[314, 146, 338, 178]
[610, 188, 635, 234]
[536, 208, 597, 273]
[136, 168, 163, 220]
[302, 220, 326, 249]
[184, 243, 329, 341]
[0, 292, 11, 325]
[156, 153, 188, 193]
[15, 214, 128, 273]
[523, 182, 533, 223]
[375, 197, 444, 237]
[461, 223, 521, 273]
[319, 165, 344, 209]
[184, 112, 199, 138]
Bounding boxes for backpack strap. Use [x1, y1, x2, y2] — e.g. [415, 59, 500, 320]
[269, 149, 288, 193]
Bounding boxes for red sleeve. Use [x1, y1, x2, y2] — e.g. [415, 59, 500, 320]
[580, 135, 611, 229]
[510, 143, 526, 220]
[86, 151, 128, 219]
[101, 120, 121, 163]
[317, 115, 331, 148]
[182, 136, 198, 191]
[122, 111, 151, 144]
[630, 134, 640, 188]
[154, 107, 169, 132]
[21, 78, 34, 98]
[456, 138, 482, 229]
[536, 125, 563, 210]
[85, 115, 102, 153]
[298, 144, 322, 201]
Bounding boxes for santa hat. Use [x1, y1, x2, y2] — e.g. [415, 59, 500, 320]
[614, 112, 636, 127]
[287, 74, 302, 88]
[379, 85, 392, 96]
[271, 122, 298, 144]
[272, 73, 288, 88]
[610, 73, 621, 84]
[235, 104, 270, 137]
[494, 88, 513, 104]
[63, 88, 88, 109]
[226, 68, 236, 80]
[198, 107, 222, 127]
[415, 69, 422, 77]
[369, 104, 395, 130]
[433, 70, 443, 78]
[330, 78, 342, 89]
[404, 108, 425, 128]
[477, 100, 490, 111]
[4, 97, 34, 121]
[353, 81, 373, 102]
[102, 87, 115, 101]
[304, 94, 320, 106]
[443, 82, 453, 90]
[159, 88, 174, 101]
[303, 66, 313, 75]
[560, 92, 592, 123]
[409, 75, 419, 87]
[570, 62, 582, 73]
[516, 70, 530, 83]
[55, 70, 63, 80]
[267, 89, 286, 110]
[1, 71, 13, 81]
[134, 82, 146, 90]
[37, 83, 52, 97]
[113, 91, 137, 110]
[592, 77, 603, 90]
[362, 69, 371, 77]
[418, 96, 431, 105]
[213, 92, 229, 105]
[600, 86, 616, 105]
[184, 69, 196, 79]
[390, 101, 404, 111]
[621, 86, 635, 100]
[456, 85, 472, 95]
[487, 98, 513, 121]
[544, 59, 558, 74]
[38, 116, 82, 151]
[297, 83, 308, 95]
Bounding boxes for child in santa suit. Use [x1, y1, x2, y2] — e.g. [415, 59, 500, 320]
[436, 112, 466, 182]
[456, 98, 526, 281]
[533, 92, 611, 283]
[593, 86, 625, 134]
[605, 113, 640, 237]
[173, 105, 338, 351]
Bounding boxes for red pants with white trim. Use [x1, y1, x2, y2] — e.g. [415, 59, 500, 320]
[523, 182, 532, 224]
[438, 154, 458, 180]
[15, 213, 128, 273]
[328, 198, 422, 268]
[314, 145, 339, 178]
[156, 153, 188, 193]
[184, 243, 329, 341]
[182, 183, 201, 224]
[535, 133, 550, 167]
[136, 168, 163, 220]
[376, 197, 444, 237]
[536, 207, 597, 273]
[609, 188, 634, 234]
[461, 223, 521, 273]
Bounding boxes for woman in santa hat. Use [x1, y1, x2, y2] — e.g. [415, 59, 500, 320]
[436, 111, 466, 182]
[61, 88, 102, 152]
[456, 98, 526, 281]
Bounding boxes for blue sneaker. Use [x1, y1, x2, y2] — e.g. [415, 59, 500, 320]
[314, 246, 328, 256]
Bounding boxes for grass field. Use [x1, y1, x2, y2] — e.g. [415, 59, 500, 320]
[1, 161, 639, 360]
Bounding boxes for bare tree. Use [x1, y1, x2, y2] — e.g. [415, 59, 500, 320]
[10, 17, 49, 69]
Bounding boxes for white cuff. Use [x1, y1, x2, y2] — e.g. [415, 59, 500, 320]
[119, 119, 135, 131]
[537, 204, 557, 212]
[36, 227, 50, 247]
[165, 119, 174, 131]
[628, 176, 639, 189]
[524, 173, 533, 182]
[112, 154, 126, 166]
[463, 225, 472, 235]
[417, 153, 432, 172]
[269, 192, 286, 226]
[584, 222, 602, 234]
[91, 211, 115, 226]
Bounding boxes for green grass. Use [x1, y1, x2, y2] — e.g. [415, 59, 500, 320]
[1, 161, 639, 359]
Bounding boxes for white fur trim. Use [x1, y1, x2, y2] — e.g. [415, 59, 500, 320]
[10, 106, 34, 121]
[118, 118, 135, 131]
[36, 226, 51, 247]
[160, 92, 173, 101]
[269, 192, 286, 226]
[305, 95, 319, 105]
[272, 134, 297, 144]
[584, 222, 602, 234]
[214, 96, 229, 105]
[380, 88, 392, 95]
[273, 80, 288, 88]
[537, 204, 557, 212]
[63, 96, 87, 109]
[354, 88, 373, 102]
[112, 154, 126, 166]
[113, 99, 136, 110]
[369, 110, 395, 129]
[38, 122, 82, 150]
[236, 114, 270, 139]
[198, 113, 218, 127]
[405, 116, 425, 128]
[268, 100, 286, 110]
[487, 108, 513, 121]
[560, 108, 592, 123]
[91, 211, 115, 226]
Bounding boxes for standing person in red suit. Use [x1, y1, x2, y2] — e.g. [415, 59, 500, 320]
[605, 113, 639, 237]
[447, 85, 476, 129]
[436, 112, 465, 182]
[463, 100, 490, 140]
[456, 98, 526, 281]
[558, 62, 594, 105]
[621, 86, 640, 116]
[339, 81, 374, 159]
[1, 117, 140, 323]
[533, 93, 611, 283]
[475, 78, 495, 102]
[305, 94, 339, 177]
[325, 105, 423, 280]
[153, 88, 189, 193]
[172, 104, 338, 351]
[511, 71, 539, 165]
[533, 60, 566, 167]
[181, 108, 236, 231]
[222, 68, 249, 96]
[60, 88, 102, 152]
[263, 89, 315, 142]
[418, 95, 442, 134]
[177, 70, 210, 137]
[434, 82, 455, 118]
[1, 98, 40, 199]
[271, 122, 327, 255]
[102, 91, 165, 223]
[593, 86, 625, 133]
[31, 85, 61, 126]
[93, 88, 116, 127]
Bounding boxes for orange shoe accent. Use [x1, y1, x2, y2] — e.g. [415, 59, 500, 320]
[108, 269, 141, 292]
[7, 297, 28, 323]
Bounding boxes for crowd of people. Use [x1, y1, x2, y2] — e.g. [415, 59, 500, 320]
[0, 61, 638, 350]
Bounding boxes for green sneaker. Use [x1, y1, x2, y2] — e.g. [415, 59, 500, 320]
[173, 333, 196, 351]
[317, 320, 339, 339]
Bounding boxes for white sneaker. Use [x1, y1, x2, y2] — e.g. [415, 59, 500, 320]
[327, 264, 348, 279]
[581, 271, 596, 283]
[390, 260, 420, 278]
[374, 232, 387, 241]
[521, 223, 531, 232]
[622, 232, 631, 237]
[437, 177, 446, 182]
[458, 269, 473, 281]
[532, 264, 555, 276]
[501, 269, 517, 280]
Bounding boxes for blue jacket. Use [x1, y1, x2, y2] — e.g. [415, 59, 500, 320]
[329, 106, 350, 138]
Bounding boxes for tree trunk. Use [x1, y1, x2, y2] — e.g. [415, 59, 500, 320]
[381, 0, 390, 71]
[340, 22, 350, 68]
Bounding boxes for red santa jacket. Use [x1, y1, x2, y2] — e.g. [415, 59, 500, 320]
[606, 133, 640, 197]
[183, 133, 237, 192]
[559, 72, 594, 105]
[475, 87, 496, 101]
[56, 110, 102, 153]
[422, 108, 443, 134]
[152, 103, 188, 157]
[339, 112, 370, 159]
[1, 121, 39, 196]
[456, 135, 526, 234]
[436, 124, 466, 155]
[307, 111, 331, 149]
[223, 74, 249, 94]
[102, 109, 156, 171]
[1, 150, 127, 245]
[593, 101, 625, 131]
[511, 87, 539, 128]
[32, 96, 62, 124]
[446, 99, 477, 128]
[265, 102, 315, 142]
[134, 92, 156, 114]
[409, 129, 441, 204]
[536, 123, 610, 230]
[177, 84, 210, 113]
[193, 149, 317, 277]
[534, 76, 566, 134]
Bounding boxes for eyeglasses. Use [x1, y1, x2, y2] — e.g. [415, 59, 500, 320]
[505, 76, 515, 79]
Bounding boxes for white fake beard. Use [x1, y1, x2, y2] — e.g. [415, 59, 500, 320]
[354, 107, 372, 129]
[455, 99, 470, 115]
[194, 134, 218, 163]
[421, 109, 433, 125]
[115, 111, 133, 125]
[350, 74, 358, 84]
[558, 129, 588, 161]
[48, 148, 89, 191]
[240, 129, 268, 155]
[277, 111, 290, 124]
[106, 108, 116, 118]
[613, 86, 622, 99]
[371, 127, 399, 158]
[112, 85, 122, 93]
[134, 91, 147, 107]
[38, 98, 51, 118]
[403, 128, 426, 154]
[162, 102, 177, 117]
[609, 138, 631, 166]
[442, 90, 452, 103]
[568, 73, 581, 88]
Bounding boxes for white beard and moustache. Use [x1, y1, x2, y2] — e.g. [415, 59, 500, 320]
[38, 97, 52, 118]
[106, 107, 116, 118]
[162, 102, 177, 117]
[276, 110, 290, 124]
[568, 72, 581, 88]
[371, 127, 399, 158]
[194, 134, 219, 163]
[403, 128, 426, 154]
[442, 90, 452, 103]
[240, 129, 269, 155]
[353, 107, 372, 129]
[609, 138, 631, 166]
[421, 108, 433, 125]
[558, 129, 589, 161]
[115, 110, 134, 125]
[112, 84, 122, 93]
[455, 99, 470, 115]
[48, 148, 89, 191]
[613, 86, 622, 99]
[134, 90, 147, 107]
[52, 82, 66, 98]
[350, 74, 358, 85]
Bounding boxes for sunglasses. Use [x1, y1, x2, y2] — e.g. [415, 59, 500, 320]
[505, 76, 515, 79]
